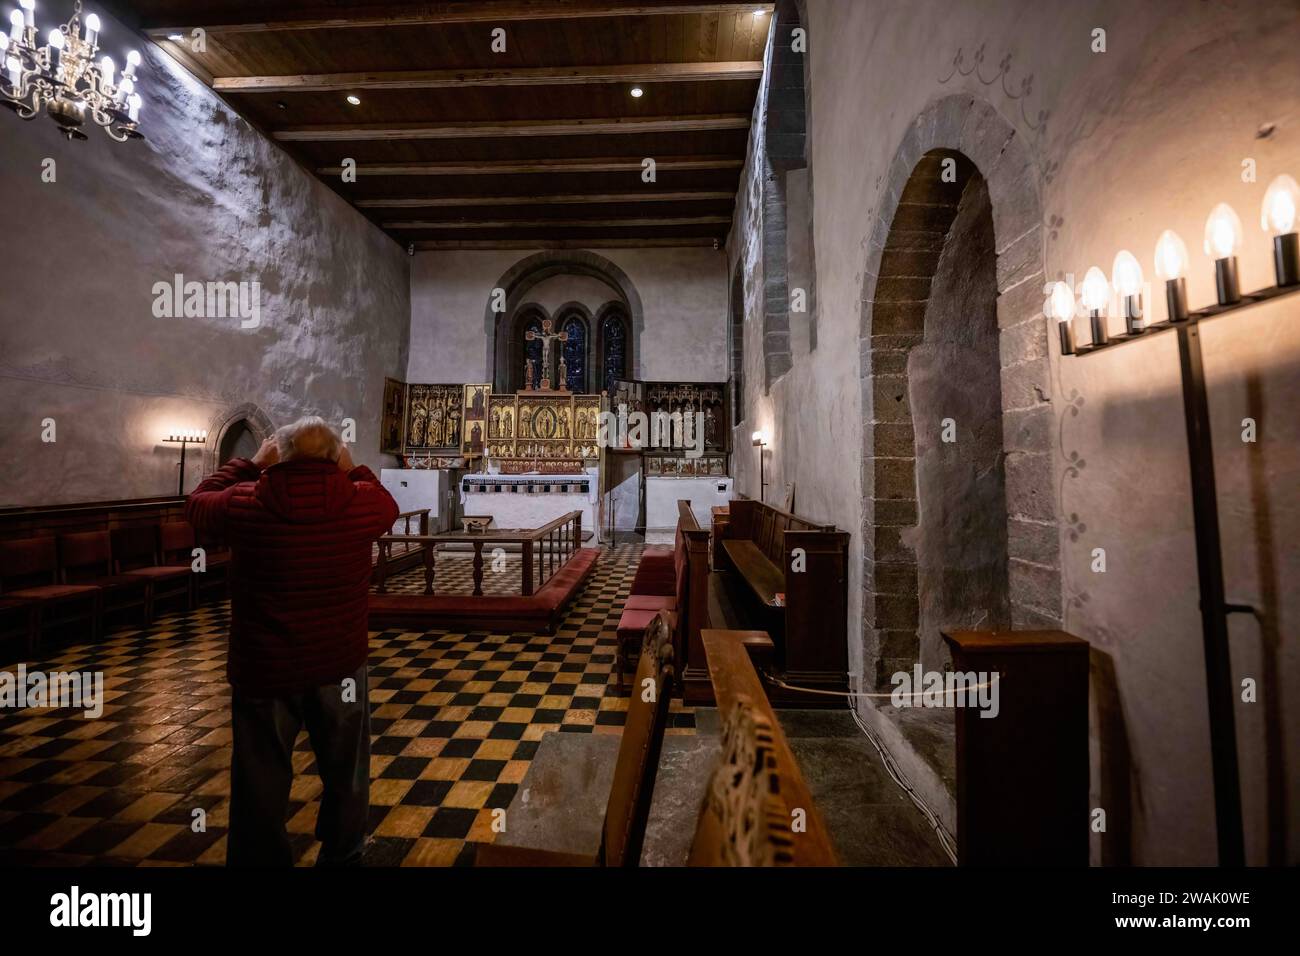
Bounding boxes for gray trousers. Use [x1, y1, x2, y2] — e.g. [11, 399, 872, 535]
[227, 664, 370, 867]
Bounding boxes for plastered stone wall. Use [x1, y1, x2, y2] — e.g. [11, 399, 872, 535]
[729, 0, 1300, 864]
[0, 17, 410, 505]
[407, 247, 728, 385]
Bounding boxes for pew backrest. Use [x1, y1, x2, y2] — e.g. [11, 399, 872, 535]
[601, 610, 675, 866]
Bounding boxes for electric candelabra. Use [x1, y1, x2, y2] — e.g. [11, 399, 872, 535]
[0, 0, 144, 141]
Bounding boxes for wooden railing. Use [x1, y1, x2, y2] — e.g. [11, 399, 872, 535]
[373, 509, 431, 586]
[377, 510, 583, 597]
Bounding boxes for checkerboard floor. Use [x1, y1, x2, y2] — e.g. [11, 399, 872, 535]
[0, 543, 694, 866]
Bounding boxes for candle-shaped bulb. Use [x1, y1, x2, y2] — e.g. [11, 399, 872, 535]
[84, 12, 99, 44]
[8, 10, 23, 41]
[1154, 230, 1189, 281]
[1081, 266, 1109, 313]
[19, 0, 33, 29]
[5, 55, 19, 88]
[1203, 203, 1243, 260]
[46, 27, 62, 76]
[1048, 280, 1075, 322]
[0, 31, 8, 54]
[1261, 174, 1299, 236]
[127, 92, 141, 122]
[1111, 250, 1143, 298]
[100, 54, 114, 85]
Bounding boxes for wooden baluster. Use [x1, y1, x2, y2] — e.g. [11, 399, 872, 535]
[377, 538, 390, 593]
[472, 541, 484, 597]
[522, 540, 534, 596]
[424, 541, 436, 596]
[575, 511, 582, 554]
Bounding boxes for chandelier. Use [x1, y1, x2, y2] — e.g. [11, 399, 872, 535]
[0, 0, 143, 141]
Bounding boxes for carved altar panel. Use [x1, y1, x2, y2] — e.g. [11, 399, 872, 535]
[461, 383, 490, 458]
[644, 382, 729, 454]
[380, 377, 407, 454]
[405, 384, 464, 452]
[484, 392, 601, 462]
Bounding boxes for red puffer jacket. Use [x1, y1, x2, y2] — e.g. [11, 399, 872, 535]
[187, 457, 399, 697]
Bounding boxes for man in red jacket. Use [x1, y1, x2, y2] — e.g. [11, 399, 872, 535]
[187, 416, 398, 866]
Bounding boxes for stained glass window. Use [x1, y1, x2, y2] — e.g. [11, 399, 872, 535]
[561, 315, 587, 392]
[522, 315, 543, 388]
[602, 310, 628, 392]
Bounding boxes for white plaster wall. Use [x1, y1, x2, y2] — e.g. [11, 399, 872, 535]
[407, 247, 728, 385]
[0, 15, 409, 506]
[729, 0, 1300, 864]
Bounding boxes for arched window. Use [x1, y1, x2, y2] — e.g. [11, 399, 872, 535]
[559, 312, 589, 393]
[598, 305, 630, 393]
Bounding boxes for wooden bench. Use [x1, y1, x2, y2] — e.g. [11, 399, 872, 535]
[703, 498, 850, 706]
[476, 611, 676, 867]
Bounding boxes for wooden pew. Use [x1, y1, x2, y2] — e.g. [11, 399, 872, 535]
[476, 612, 676, 867]
[706, 498, 849, 706]
[697, 628, 838, 865]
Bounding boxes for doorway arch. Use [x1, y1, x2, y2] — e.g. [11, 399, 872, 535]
[859, 94, 1061, 690]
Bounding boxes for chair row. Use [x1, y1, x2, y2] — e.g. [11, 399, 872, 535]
[0, 522, 230, 657]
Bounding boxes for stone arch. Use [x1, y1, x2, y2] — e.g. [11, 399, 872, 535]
[859, 94, 1060, 691]
[203, 402, 275, 475]
[486, 250, 643, 392]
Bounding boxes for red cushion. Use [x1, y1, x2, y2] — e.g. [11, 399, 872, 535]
[616, 607, 659, 638]
[625, 594, 677, 611]
[121, 566, 192, 581]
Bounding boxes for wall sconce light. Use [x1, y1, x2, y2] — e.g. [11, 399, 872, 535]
[751, 429, 768, 503]
[1262, 173, 1299, 287]
[1154, 229, 1190, 321]
[163, 429, 207, 496]
[1111, 250, 1145, 334]
[1048, 280, 1077, 355]
[1081, 266, 1110, 346]
[1204, 202, 1243, 305]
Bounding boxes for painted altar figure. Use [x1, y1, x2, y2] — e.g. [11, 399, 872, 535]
[525, 318, 568, 390]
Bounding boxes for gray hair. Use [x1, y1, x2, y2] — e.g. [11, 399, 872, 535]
[275, 416, 343, 462]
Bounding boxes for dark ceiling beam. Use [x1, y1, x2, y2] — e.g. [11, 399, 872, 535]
[382, 215, 732, 229]
[275, 114, 750, 142]
[214, 61, 763, 94]
[143, 2, 774, 36]
[356, 191, 733, 208]
[412, 238, 720, 249]
[315, 156, 742, 176]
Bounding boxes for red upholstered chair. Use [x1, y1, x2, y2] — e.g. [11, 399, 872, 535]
[160, 521, 228, 603]
[60, 530, 151, 625]
[0, 536, 102, 647]
[111, 525, 193, 620]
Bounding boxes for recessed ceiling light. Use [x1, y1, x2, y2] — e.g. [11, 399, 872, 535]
[630, 86, 643, 98]
[346, 95, 361, 106]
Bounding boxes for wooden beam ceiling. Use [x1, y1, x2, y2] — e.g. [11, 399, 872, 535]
[142, 2, 774, 36]
[213, 61, 763, 93]
[135, 1, 768, 246]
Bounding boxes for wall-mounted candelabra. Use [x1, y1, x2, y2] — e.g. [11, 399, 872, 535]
[1053, 173, 1300, 868]
[0, 0, 144, 141]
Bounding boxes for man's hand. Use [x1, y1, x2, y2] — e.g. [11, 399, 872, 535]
[337, 444, 355, 473]
[251, 437, 279, 470]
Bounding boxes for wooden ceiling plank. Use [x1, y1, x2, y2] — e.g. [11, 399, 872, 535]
[356, 190, 733, 207]
[383, 215, 732, 229]
[413, 238, 719, 249]
[314, 156, 743, 175]
[275, 113, 750, 141]
[143, 3, 777, 37]
[213, 60, 762, 93]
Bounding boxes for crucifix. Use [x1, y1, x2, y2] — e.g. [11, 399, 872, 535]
[525, 318, 568, 390]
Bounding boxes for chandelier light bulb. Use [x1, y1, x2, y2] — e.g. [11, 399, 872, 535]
[0, 31, 7, 53]
[84, 12, 99, 44]
[8, 10, 22, 41]
[127, 91, 140, 122]
[1153, 230, 1188, 281]
[19, 0, 33, 30]
[5, 54, 17, 88]
[1203, 203, 1243, 260]
[100, 54, 113, 84]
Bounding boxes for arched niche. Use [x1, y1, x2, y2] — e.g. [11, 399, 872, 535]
[203, 403, 275, 475]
